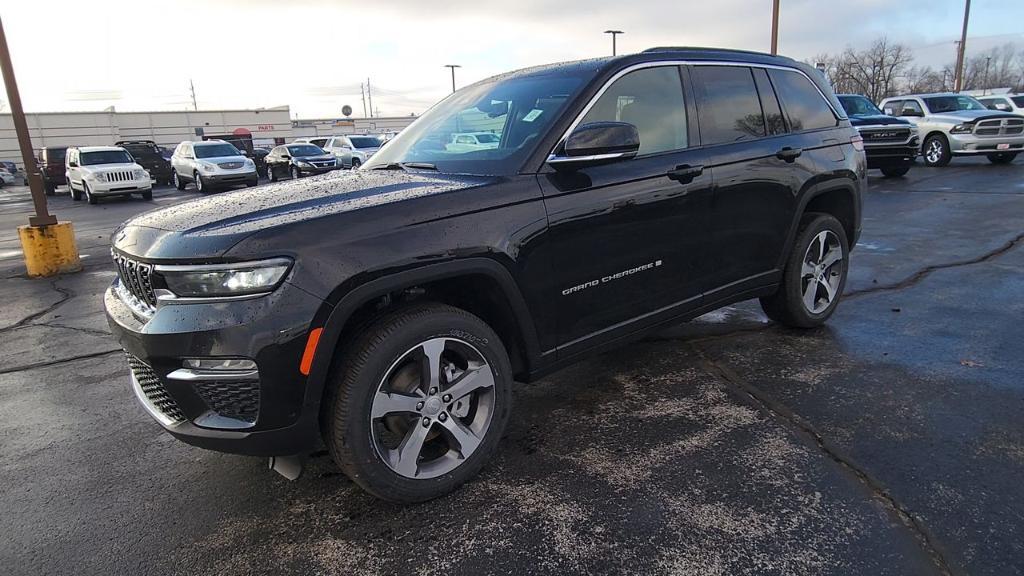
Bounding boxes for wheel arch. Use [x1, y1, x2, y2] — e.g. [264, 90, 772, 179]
[784, 181, 860, 263]
[303, 258, 542, 420]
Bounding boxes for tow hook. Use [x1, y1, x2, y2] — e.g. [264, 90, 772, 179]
[268, 454, 304, 480]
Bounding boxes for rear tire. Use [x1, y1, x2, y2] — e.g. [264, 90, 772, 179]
[760, 213, 849, 328]
[44, 181, 56, 196]
[268, 165, 278, 182]
[880, 163, 911, 178]
[922, 134, 951, 167]
[141, 189, 153, 200]
[326, 303, 513, 503]
[987, 152, 1018, 164]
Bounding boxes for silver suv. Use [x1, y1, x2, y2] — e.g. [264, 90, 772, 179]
[879, 93, 1024, 166]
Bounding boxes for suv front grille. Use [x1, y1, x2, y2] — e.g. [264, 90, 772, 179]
[218, 162, 244, 169]
[126, 352, 186, 424]
[194, 381, 260, 423]
[974, 118, 1024, 137]
[104, 170, 135, 182]
[113, 252, 157, 309]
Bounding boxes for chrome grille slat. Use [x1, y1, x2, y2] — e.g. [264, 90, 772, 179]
[112, 252, 157, 313]
[974, 118, 1024, 138]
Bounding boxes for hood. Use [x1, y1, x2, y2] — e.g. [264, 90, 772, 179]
[847, 114, 912, 127]
[294, 154, 337, 162]
[197, 155, 247, 163]
[113, 169, 494, 259]
[927, 110, 1022, 123]
[85, 162, 143, 171]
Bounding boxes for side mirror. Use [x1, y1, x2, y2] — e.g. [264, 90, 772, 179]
[548, 122, 640, 168]
[239, 149, 249, 157]
[68, 161, 78, 167]
[281, 154, 291, 160]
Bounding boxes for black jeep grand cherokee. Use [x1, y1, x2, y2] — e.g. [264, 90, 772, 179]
[105, 47, 864, 502]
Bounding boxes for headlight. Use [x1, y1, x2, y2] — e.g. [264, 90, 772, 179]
[298, 160, 314, 167]
[86, 172, 102, 180]
[950, 124, 973, 134]
[198, 161, 218, 172]
[134, 169, 148, 179]
[244, 158, 255, 168]
[155, 258, 292, 298]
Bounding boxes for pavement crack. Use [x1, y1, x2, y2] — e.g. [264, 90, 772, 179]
[0, 349, 121, 375]
[28, 322, 111, 337]
[694, 346, 959, 576]
[0, 276, 76, 333]
[847, 231, 1024, 298]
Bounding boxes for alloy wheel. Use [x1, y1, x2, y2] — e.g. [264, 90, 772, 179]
[925, 140, 943, 165]
[370, 337, 496, 479]
[291, 166, 300, 179]
[800, 230, 844, 314]
[195, 173, 203, 192]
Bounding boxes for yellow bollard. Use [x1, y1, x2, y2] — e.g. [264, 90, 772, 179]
[17, 221, 82, 277]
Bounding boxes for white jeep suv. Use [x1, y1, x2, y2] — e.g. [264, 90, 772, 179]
[65, 146, 152, 204]
[171, 140, 258, 192]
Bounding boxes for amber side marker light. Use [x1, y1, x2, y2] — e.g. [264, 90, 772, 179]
[300, 327, 323, 376]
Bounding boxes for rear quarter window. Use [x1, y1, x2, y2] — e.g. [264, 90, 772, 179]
[768, 69, 838, 131]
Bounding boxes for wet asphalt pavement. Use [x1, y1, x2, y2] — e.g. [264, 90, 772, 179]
[0, 159, 1022, 575]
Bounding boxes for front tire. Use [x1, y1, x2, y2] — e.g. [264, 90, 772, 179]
[350, 158, 362, 169]
[140, 189, 153, 200]
[326, 303, 513, 503]
[84, 182, 97, 205]
[194, 171, 207, 193]
[268, 165, 278, 182]
[922, 134, 951, 167]
[69, 181, 81, 201]
[760, 213, 849, 328]
[173, 171, 186, 190]
[44, 181, 56, 196]
[880, 163, 911, 178]
[290, 165, 301, 179]
[987, 152, 1018, 164]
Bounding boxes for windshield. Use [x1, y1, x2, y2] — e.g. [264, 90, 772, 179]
[45, 148, 67, 161]
[195, 143, 242, 158]
[923, 95, 987, 113]
[349, 136, 382, 149]
[80, 150, 133, 165]
[364, 71, 589, 175]
[287, 144, 326, 156]
[838, 95, 883, 116]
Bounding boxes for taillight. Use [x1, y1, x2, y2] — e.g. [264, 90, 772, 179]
[850, 135, 864, 152]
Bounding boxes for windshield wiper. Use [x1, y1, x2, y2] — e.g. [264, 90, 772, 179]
[370, 162, 438, 171]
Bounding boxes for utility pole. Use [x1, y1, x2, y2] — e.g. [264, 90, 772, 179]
[366, 77, 373, 118]
[189, 79, 197, 111]
[360, 83, 367, 118]
[603, 30, 623, 56]
[954, 0, 971, 92]
[770, 0, 780, 55]
[0, 16, 54, 227]
[444, 64, 461, 93]
[1, 15, 80, 276]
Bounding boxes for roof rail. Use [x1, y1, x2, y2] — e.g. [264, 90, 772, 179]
[642, 46, 775, 57]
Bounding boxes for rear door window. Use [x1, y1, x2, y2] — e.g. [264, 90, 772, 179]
[753, 68, 786, 135]
[579, 65, 688, 155]
[767, 69, 837, 131]
[882, 100, 902, 116]
[693, 65, 766, 145]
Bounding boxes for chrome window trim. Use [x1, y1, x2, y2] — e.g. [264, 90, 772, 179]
[548, 59, 842, 162]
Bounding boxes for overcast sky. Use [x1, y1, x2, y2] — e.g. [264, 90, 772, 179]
[2, 0, 1022, 118]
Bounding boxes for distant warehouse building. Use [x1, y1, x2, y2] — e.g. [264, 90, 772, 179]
[0, 106, 293, 169]
[292, 115, 418, 139]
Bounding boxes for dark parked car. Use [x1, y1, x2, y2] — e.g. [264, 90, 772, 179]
[265, 143, 341, 181]
[37, 146, 68, 194]
[837, 94, 918, 177]
[252, 147, 270, 178]
[105, 47, 863, 503]
[116, 140, 173, 185]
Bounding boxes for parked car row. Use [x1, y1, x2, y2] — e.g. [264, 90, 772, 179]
[292, 134, 384, 168]
[835, 90, 1024, 174]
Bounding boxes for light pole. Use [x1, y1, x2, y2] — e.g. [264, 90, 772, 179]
[954, 0, 971, 92]
[444, 64, 461, 94]
[983, 56, 991, 95]
[604, 30, 623, 56]
[770, 0, 780, 55]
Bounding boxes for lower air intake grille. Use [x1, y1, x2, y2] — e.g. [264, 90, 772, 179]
[194, 381, 260, 423]
[126, 352, 185, 423]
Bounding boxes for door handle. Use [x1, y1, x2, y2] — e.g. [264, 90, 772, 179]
[666, 164, 704, 184]
[776, 147, 803, 163]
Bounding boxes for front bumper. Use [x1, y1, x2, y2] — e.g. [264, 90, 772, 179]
[948, 133, 1024, 154]
[296, 163, 341, 175]
[88, 179, 152, 195]
[201, 170, 258, 186]
[104, 277, 329, 456]
[864, 143, 918, 168]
